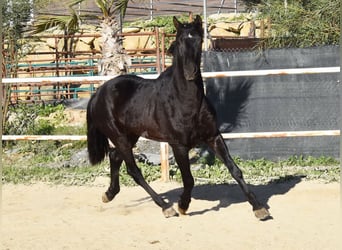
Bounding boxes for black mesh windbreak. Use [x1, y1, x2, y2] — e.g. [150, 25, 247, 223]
[203, 46, 340, 159]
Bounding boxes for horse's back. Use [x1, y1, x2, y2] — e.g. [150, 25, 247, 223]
[101, 75, 144, 97]
[92, 75, 149, 109]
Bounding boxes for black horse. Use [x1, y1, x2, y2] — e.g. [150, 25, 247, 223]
[87, 15, 270, 220]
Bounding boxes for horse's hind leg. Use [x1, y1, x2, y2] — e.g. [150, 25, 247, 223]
[170, 145, 194, 215]
[102, 148, 123, 203]
[208, 135, 271, 220]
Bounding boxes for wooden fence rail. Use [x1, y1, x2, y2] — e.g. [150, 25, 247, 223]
[2, 130, 340, 141]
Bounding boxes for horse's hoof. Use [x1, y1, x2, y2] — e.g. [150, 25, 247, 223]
[102, 193, 110, 203]
[178, 200, 190, 215]
[254, 207, 271, 220]
[163, 207, 178, 218]
[178, 206, 188, 215]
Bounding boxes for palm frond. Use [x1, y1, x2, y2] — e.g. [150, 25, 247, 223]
[114, 0, 129, 17]
[95, 0, 110, 17]
[29, 9, 81, 35]
[67, 9, 81, 32]
[68, 0, 86, 8]
[29, 16, 69, 34]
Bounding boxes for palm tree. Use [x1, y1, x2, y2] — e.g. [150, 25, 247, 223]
[87, 0, 132, 76]
[31, 0, 138, 77]
[68, 0, 140, 76]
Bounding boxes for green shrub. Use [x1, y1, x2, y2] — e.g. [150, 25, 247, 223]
[258, 0, 340, 48]
[4, 103, 65, 135]
[34, 119, 55, 135]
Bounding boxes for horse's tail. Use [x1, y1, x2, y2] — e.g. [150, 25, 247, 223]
[86, 98, 109, 165]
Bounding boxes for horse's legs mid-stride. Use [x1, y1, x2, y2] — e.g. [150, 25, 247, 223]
[167, 136, 270, 220]
[102, 136, 270, 220]
[103, 136, 178, 218]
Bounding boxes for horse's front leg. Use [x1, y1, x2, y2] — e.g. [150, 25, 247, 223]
[208, 134, 271, 220]
[118, 146, 178, 218]
[102, 148, 123, 203]
[170, 145, 194, 215]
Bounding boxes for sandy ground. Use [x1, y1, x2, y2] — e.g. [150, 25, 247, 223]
[1, 178, 341, 250]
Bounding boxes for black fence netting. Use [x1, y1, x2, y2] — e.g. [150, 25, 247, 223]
[203, 45, 340, 160]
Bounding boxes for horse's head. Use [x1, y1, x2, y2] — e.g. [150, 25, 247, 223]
[172, 15, 203, 81]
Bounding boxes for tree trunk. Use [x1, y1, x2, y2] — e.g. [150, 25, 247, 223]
[98, 16, 131, 77]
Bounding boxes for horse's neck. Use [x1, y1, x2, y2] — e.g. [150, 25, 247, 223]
[172, 55, 202, 84]
[173, 54, 201, 73]
[169, 61, 204, 98]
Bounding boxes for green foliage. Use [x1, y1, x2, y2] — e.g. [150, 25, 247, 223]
[125, 16, 171, 33]
[257, 0, 340, 48]
[124, 14, 195, 33]
[34, 119, 55, 135]
[2, 152, 339, 186]
[4, 104, 65, 135]
[281, 155, 338, 166]
[170, 155, 339, 185]
[2, 164, 109, 185]
[124, 14, 195, 50]
[37, 103, 65, 117]
[54, 124, 86, 135]
[2, 0, 32, 39]
[5, 103, 38, 135]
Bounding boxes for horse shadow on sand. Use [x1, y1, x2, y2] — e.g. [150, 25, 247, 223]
[154, 175, 304, 217]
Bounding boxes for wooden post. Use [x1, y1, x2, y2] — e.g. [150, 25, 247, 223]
[189, 12, 193, 22]
[267, 17, 271, 37]
[160, 142, 169, 182]
[260, 19, 265, 38]
[161, 30, 166, 70]
[155, 28, 161, 74]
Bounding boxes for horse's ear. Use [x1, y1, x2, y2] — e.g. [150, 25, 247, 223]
[173, 16, 181, 30]
[194, 15, 202, 25]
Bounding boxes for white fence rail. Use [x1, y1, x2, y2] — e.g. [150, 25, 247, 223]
[2, 67, 340, 84]
[3, 66, 340, 141]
